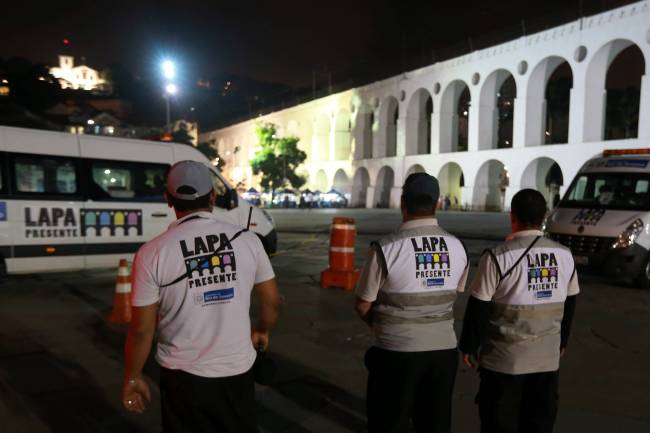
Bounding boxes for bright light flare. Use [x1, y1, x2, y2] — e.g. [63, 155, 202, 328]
[165, 83, 178, 95]
[162, 60, 175, 79]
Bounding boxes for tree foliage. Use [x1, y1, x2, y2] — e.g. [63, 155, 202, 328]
[250, 122, 306, 193]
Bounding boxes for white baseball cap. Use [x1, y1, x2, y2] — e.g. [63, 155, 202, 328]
[166, 161, 214, 200]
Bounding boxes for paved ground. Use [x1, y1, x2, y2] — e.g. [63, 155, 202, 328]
[0, 209, 649, 432]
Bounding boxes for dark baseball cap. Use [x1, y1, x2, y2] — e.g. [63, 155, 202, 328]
[402, 172, 440, 202]
[166, 160, 214, 200]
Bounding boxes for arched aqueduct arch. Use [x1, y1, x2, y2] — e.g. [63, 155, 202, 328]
[375, 97, 399, 158]
[526, 56, 574, 146]
[584, 39, 647, 142]
[334, 110, 352, 160]
[374, 166, 395, 208]
[478, 69, 517, 150]
[351, 167, 370, 207]
[521, 157, 564, 209]
[438, 162, 464, 208]
[353, 103, 373, 160]
[405, 89, 433, 155]
[439, 80, 471, 153]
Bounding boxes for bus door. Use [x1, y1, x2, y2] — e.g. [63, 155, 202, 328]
[6, 153, 85, 273]
[83, 159, 173, 269]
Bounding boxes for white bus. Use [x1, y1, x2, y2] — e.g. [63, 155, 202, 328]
[546, 148, 650, 288]
[0, 126, 277, 275]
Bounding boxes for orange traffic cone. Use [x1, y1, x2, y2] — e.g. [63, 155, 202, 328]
[320, 217, 360, 290]
[109, 259, 132, 324]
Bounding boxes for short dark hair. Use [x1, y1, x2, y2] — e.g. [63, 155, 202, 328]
[169, 186, 212, 211]
[511, 189, 547, 227]
[402, 194, 436, 216]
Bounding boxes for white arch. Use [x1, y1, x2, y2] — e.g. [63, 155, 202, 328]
[405, 88, 433, 155]
[314, 169, 328, 192]
[374, 166, 395, 208]
[584, 39, 646, 142]
[438, 162, 464, 209]
[473, 159, 508, 211]
[376, 97, 399, 158]
[478, 69, 516, 150]
[526, 56, 574, 146]
[521, 157, 564, 209]
[406, 164, 426, 177]
[332, 169, 351, 206]
[351, 167, 370, 207]
[334, 110, 352, 160]
[439, 80, 470, 153]
[353, 103, 373, 160]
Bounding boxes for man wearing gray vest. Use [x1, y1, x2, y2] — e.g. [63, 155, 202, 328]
[460, 189, 579, 433]
[355, 172, 469, 433]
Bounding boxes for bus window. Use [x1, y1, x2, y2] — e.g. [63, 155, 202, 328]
[210, 171, 230, 209]
[15, 156, 78, 194]
[90, 160, 168, 202]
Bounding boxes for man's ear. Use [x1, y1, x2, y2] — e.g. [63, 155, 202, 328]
[209, 189, 217, 207]
[163, 191, 173, 209]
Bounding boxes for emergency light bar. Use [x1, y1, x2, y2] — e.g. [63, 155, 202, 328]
[603, 148, 650, 157]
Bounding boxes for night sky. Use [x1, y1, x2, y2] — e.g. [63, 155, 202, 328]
[0, 0, 636, 89]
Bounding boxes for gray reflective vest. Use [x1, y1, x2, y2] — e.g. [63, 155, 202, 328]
[480, 235, 575, 374]
[372, 224, 468, 351]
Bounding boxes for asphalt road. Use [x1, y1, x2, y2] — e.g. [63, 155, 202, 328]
[0, 209, 649, 433]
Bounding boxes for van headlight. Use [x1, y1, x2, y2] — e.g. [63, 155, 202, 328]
[611, 219, 645, 249]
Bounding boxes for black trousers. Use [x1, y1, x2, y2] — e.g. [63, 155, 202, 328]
[478, 368, 559, 433]
[159, 367, 259, 433]
[365, 346, 458, 433]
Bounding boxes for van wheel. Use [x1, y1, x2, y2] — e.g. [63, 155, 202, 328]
[635, 256, 650, 290]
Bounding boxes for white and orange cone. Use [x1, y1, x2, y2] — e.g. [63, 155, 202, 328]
[109, 258, 132, 324]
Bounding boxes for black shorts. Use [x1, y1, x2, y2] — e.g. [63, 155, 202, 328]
[160, 366, 259, 433]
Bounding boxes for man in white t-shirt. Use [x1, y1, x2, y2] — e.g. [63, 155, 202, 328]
[121, 160, 280, 433]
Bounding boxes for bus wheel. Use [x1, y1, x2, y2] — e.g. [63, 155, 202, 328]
[635, 256, 650, 290]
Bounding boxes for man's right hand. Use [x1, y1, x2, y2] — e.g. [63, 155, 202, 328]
[252, 328, 270, 351]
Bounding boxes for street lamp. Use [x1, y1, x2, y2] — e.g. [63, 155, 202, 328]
[161, 60, 178, 130]
[164, 83, 177, 129]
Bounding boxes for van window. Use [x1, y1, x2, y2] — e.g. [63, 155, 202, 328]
[562, 173, 650, 210]
[15, 156, 77, 194]
[90, 160, 168, 202]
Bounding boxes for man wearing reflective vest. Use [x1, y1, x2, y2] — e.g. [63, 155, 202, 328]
[460, 189, 579, 433]
[355, 173, 469, 433]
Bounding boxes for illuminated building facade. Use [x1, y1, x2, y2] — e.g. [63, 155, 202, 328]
[200, 1, 650, 210]
[50, 55, 105, 91]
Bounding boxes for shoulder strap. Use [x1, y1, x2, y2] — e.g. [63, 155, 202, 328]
[499, 236, 541, 284]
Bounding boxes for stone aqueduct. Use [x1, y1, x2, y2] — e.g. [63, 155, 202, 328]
[201, 1, 650, 210]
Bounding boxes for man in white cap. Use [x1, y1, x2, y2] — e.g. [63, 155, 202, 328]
[121, 160, 280, 433]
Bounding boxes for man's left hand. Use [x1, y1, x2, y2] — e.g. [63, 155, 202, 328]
[122, 376, 151, 414]
[252, 328, 270, 351]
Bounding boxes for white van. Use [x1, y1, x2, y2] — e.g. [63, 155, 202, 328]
[0, 126, 276, 275]
[546, 148, 650, 288]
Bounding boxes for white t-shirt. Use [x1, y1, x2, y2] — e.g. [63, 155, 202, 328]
[131, 211, 275, 378]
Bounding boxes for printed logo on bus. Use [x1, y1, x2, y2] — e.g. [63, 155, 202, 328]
[180, 233, 238, 293]
[23, 207, 143, 239]
[411, 236, 451, 286]
[0, 202, 6, 222]
[81, 209, 142, 236]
